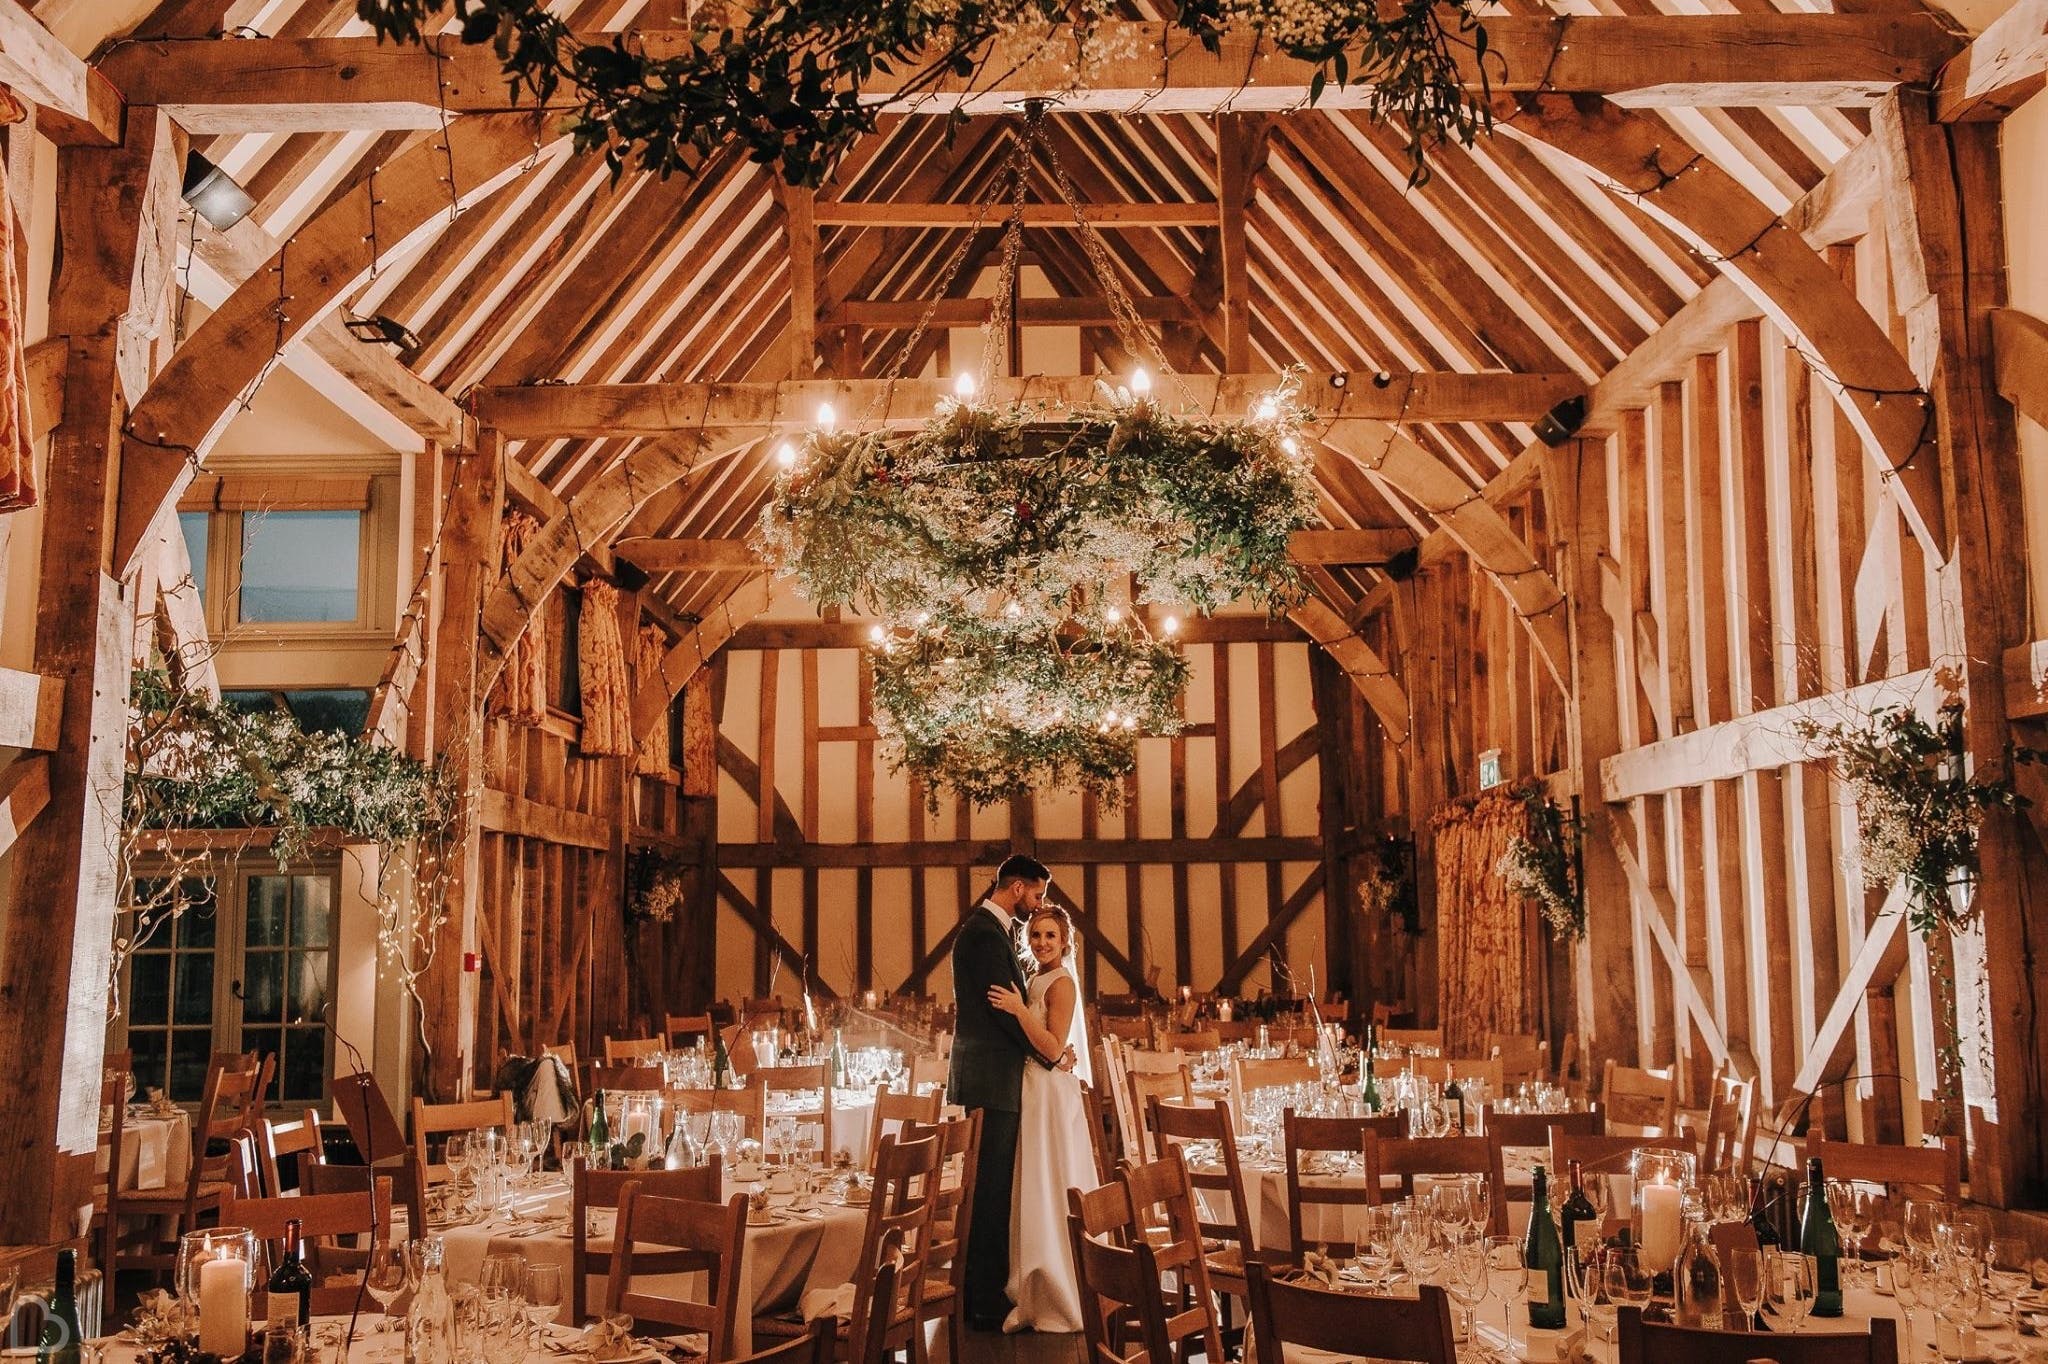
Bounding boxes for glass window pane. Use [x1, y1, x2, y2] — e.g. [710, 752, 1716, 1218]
[291, 877, 332, 949]
[282, 690, 370, 736]
[289, 952, 329, 1021]
[221, 690, 282, 718]
[129, 955, 170, 1025]
[247, 877, 290, 947]
[178, 511, 209, 608]
[243, 954, 284, 1024]
[173, 954, 214, 1025]
[238, 511, 360, 623]
[131, 1032, 168, 1098]
[169, 1032, 211, 1103]
[178, 897, 217, 949]
[280, 1031, 326, 1104]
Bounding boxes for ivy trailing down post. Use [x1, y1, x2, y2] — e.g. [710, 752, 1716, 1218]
[1495, 783, 1584, 942]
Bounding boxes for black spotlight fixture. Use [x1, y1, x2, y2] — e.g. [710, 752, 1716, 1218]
[344, 313, 423, 351]
[1371, 370, 1394, 389]
[181, 151, 255, 231]
[1329, 372, 1348, 388]
[1532, 394, 1587, 448]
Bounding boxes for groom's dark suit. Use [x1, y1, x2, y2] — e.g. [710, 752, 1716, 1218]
[948, 902, 1052, 1328]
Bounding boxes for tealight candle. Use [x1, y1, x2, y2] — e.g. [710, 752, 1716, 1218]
[198, 1253, 248, 1355]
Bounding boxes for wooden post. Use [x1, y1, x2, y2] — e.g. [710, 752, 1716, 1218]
[418, 433, 505, 1101]
[0, 111, 176, 1244]
[781, 183, 817, 380]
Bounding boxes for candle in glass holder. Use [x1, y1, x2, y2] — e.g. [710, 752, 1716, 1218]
[1640, 1179, 1684, 1271]
[199, 1252, 248, 1355]
[862, 989, 878, 1010]
[1218, 999, 1233, 1022]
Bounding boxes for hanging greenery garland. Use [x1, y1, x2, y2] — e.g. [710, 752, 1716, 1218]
[1495, 782, 1583, 941]
[355, 0, 1497, 188]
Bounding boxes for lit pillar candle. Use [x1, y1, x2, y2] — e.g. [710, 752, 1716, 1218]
[198, 1253, 248, 1355]
[1640, 1180, 1683, 1271]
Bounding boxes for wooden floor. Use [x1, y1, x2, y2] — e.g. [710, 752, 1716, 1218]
[953, 1329, 1086, 1364]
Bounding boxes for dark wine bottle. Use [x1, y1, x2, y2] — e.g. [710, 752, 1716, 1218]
[1559, 1158, 1600, 1261]
[1361, 1024, 1381, 1113]
[268, 1217, 314, 1329]
[1524, 1165, 1568, 1330]
[588, 1088, 611, 1168]
[35, 1249, 81, 1364]
[1748, 1173, 1783, 1248]
[1800, 1157, 1843, 1317]
[712, 1029, 732, 1089]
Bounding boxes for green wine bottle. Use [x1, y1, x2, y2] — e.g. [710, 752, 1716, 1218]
[1800, 1157, 1843, 1317]
[712, 1028, 732, 1090]
[588, 1088, 611, 1169]
[1524, 1165, 1568, 1329]
[1361, 1024, 1381, 1113]
[36, 1249, 81, 1364]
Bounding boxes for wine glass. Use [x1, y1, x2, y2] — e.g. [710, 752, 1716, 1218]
[522, 1264, 564, 1341]
[364, 1244, 408, 1359]
[1934, 1254, 1985, 1364]
[1579, 1248, 1618, 1354]
[1769, 1249, 1815, 1332]
[1431, 1180, 1472, 1234]
[1485, 1235, 1523, 1329]
[1903, 1197, 1948, 1257]
[1604, 1245, 1653, 1343]
[1892, 1249, 1926, 1361]
[1727, 1246, 1763, 1333]
[1990, 1236, 2033, 1330]
[1445, 1231, 1487, 1340]
[1356, 1207, 1395, 1292]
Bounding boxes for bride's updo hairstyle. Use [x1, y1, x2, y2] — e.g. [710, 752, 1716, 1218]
[1027, 904, 1076, 964]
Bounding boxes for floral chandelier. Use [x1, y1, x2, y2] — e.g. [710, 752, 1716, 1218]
[757, 109, 1320, 806]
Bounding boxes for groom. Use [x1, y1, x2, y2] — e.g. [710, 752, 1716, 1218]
[949, 852, 1065, 1331]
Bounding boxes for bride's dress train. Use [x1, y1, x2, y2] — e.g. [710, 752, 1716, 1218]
[1003, 964, 1095, 1334]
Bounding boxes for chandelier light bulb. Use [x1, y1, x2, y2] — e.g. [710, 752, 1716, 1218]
[915, 611, 931, 626]
[1104, 709, 1119, 725]
[817, 402, 837, 434]
[868, 623, 886, 645]
[1105, 606, 1122, 624]
[1122, 714, 1138, 731]
[1256, 396, 1279, 422]
[776, 441, 798, 469]
[954, 371, 976, 400]
[1130, 367, 1152, 397]
[1162, 615, 1180, 637]
[1281, 435, 1301, 459]
[1004, 600, 1022, 619]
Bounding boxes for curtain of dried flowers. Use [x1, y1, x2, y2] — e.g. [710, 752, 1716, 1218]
[0, 90, 36, 513]
[1431, 792, 1539, 1056]
[577, 577, 634, 756]
[486, 512, 547, 723]
[636, 623, 669, 775]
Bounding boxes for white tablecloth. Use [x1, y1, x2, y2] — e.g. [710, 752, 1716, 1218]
[97, 1109, 193, 1192]
[436, 1174, 867, 1355]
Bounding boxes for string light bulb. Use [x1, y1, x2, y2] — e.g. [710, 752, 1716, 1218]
[776, 441, 799, 469]
[1281, 436, 1302, 459]
[1256, 396, 1279, 422]
[1003, 600, 1022, 619]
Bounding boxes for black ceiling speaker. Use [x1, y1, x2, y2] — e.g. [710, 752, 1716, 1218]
[1385, 546, 1420, 581]
[612, 559, 650, 593]
[1533, 394, 1588, 448]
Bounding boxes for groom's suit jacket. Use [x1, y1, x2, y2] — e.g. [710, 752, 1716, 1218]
[946, 905, 1050, 1112]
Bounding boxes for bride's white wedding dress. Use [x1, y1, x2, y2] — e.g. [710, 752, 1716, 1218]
[1003, 963, 1095, 1334]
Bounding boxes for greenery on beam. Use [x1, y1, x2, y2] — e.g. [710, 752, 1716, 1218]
[353, 0, 1498, 187]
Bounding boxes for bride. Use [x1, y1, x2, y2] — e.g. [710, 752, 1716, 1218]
[986, 904, 1095, 1334]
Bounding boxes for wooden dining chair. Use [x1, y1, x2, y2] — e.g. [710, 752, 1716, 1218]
[904, 1112, 981, 1364]
[759, 1063, 834, 1159]
[303, 1163, 420, 1255]
[92, 1067, 127, 1276]
[1616, 1305, 1899, 1363]
[1067, 1214, 1176, 1364]
[906, 1053, 947, 1095]
[1805, 1132, 1962, 1203]
[586, 1063, 666, 1093]
[850, 1230, 907, 1364]
[667, 1083, 769, 1143]
[1442, 1056, 1506, 1096]
[605, 1035, 666, 1064]
[258, 1110, 325, 1197]
[543, 1040, 579, 1070]
[570, 1158, 722, 1324]
[1700, 1073, 1757, 1173]
[410, 1092, 516, 1187]
[731, 1322, 833, 1364]
[1602, 1060, 1680, 1135]
[602, 1184, 750, 1362]
[1095, 1036, 1142, 1164]
[1123, 1048, 1188, 1077]
[664, 1014, 716, 1049]
[1150, 1095, 1276, 1332]
[1211, 1020, 1260, 1045]
[741, 996, 785, 1023]
[1481, 1107, 1603, 1147]
[1126, 1067, 1191, 1161]
[1487, 1033, 1549, 1084]
[1171, 1029, 1221, 1052]
[1120, 1150, 1226, 1364]
[109, 1049, 272, 1275]
[1283, 1111, 1407, 1255]
[1069, 1177, 1137, 1245]
[866, 1086, 941, 1165]
[1379, 1027, 1445, 1052]
[1361, 1132, 1510, 1235]
[1243, 1260, 1456, 1364]
[225, 1180, 393, 1305]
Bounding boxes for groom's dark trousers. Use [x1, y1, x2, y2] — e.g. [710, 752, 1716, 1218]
[946, 904, 1049, 1328]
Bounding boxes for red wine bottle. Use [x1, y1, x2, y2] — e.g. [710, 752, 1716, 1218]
[268, 1217, 314, 1329]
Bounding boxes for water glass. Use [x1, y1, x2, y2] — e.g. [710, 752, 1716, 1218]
[364, 1244, 409, 1358]
[1604, 1247, 1653, 1345]
[1767, 1249, 1815, 1331]
[522, 1264, 563, 1337]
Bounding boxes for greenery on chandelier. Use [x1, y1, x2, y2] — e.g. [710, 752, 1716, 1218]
[1495, 783, 1582, 941]
[759, 374, 1316, 806]
[126, 667, 456, 870]
[354, 0, 1497, 186]
[1796, 699, 2036, 939]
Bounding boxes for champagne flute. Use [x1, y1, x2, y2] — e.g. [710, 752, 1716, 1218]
[1727, 1246, 1763, 1332]
[364, 1244, 409, 1359]
[1580, 1249, 1618, 1354]
[1893, 1249, 1925, 1361]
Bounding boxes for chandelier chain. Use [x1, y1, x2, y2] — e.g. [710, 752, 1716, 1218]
[1036, 125, 1178, 392]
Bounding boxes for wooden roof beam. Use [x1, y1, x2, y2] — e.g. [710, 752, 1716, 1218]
[824, 295, 1197, 328]
[1935, 0, 2047, 122]
[0, 1, 120, 144]
[812, 201, 1219, 226]
[99, 17, 1960, 129]
[473, 372, 1586, 439]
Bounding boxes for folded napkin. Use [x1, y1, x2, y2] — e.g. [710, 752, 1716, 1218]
[579, 1315, 642, 1360]
[133, 1120, 169, 1190]
[799, 1284, 856, 1322]
[1291, 1252, 1347, 1290]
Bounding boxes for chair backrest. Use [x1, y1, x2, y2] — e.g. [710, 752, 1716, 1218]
[1095, 1037, 1141, 1164]
[1098, 1015, 1151, 1044]
[225, 1181, 393, 1283]
[907, 1054, 947, 1094]
[1280, 1111, 1406, 1255]
[602, 1185, 749, 1361]
[586, 1063, 665, 1093]
[730, 1321, 833, 1364]
[543, 1040, 579, 1069]
[1482, 1107, 1603, 1147]
[759, 1063, 833, 1155]
[667, 1084, 768, 1142]
[1171, 1030, 1220, 1052]
[849, 1136, 939, 1358]
[1233, 1055, 1319, 1093]
[98, 1069, 127, 1271]
[905, 1112, 981, 1303]
[741, 996, 784, 1021]
[665, 1015, 715, 1049]
[571, 1158, 722, 1322]
[1603, 1060, 1679, 1135]
[1069, 1177, 1136, 1245]
[1616, 1305, 1898, 1363]
[258, 1110, 324, 1198]
[1550, 1131, 1698, 1183]
[1487, 1033, 1547, 1083]
[331, 1071, 408, 1169]
[1362, 1132, 1508, 1235]
[1125, 1068, 1190, 1161]
[1805, 1133, 1962, 1203]
[1379, 1028, 1444, 1052]
[410, 1093, 517, 1185]
[1149, 1098, 1257, 1266]
[1119, 1150, 1225, 1364]
[605, 1036, 666, 1063]
[1701, 1073, 1755, 1173]
[869, 1088, 943, 1167]
[850, 1230, 905, 1364]
[1442, 1057, 1506, 1096]
[303, 1163, 422, 1255]
[1067, 1215, 1176, 1364]
[1123, 1049, 1188, 1077]
[1243, 1261, 1455, 1364]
